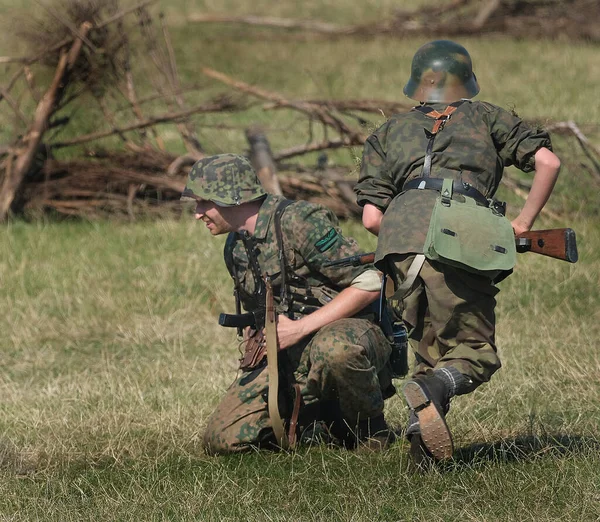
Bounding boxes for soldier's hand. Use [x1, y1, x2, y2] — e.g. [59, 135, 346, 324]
[276, 315, 309, 350]
[511, 217, 531, 236]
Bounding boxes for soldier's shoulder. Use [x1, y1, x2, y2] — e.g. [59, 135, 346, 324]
[283, 198, 324, 215]
[368, 111, 416, 140]
[471, 100, 506, 114]
[385, 110, 417, 124]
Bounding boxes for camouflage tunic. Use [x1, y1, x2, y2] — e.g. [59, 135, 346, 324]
[203, 195, 392, 455]
[355, 100, 552, 262]
[354, 100, 552, 387]
[227, 194, 370, 314]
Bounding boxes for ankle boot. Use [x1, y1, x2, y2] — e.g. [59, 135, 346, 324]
[403, 374, 452, 461]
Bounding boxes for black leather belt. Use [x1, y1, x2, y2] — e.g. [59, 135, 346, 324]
[403, 177, 489, 207]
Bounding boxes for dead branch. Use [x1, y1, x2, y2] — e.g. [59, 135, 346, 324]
[50, 96, 243, 148]
[119, 30, 161, 149]
[167, 154, 197, 176]
[246, 126, 282, 196]
[202, 67, 365, 141]
[0, 22, 92, 221]
[273, 137, 362, 161]
[297, 99, 412, 115]
[0, 0, 157, 68]
[34, 0, 98, 52]
[546, 121, 600, 181]
[188, 14, 355, 35]
[96, 0, 157, 30]
[0, 87, 29, 127]
[187, 1, 600, 42]
[159, 11, 203, 156]
[472, 0, 502, 29]
[0, 68, 26, 104]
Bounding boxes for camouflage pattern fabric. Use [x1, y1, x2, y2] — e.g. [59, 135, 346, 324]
[227, 194, 373, 315]
[354, 100, 552, 263]
[203, 195, 393, 455]
[181, 154, 266, 206]
[385, 254, 501, 388]
[203, 318, 391, 454]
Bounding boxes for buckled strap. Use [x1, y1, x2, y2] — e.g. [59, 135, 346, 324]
[403, 177, 489, 207]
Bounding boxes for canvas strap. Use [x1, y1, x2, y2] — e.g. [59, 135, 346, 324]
[265, 275, 289, 449]
[413, 101, 464, 178]
[386, 254, 426, 305]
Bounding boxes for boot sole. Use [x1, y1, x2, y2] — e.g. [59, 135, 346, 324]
[403, 380, 453, 461]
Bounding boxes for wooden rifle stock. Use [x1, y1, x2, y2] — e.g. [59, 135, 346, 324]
[323, 252, 375, 268]
[515, 228, 578, 263]
[325, 228, 578, 268]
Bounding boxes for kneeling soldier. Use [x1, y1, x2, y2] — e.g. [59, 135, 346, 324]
[182, 154, 396, 454]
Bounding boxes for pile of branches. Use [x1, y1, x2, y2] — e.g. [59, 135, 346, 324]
[189, 0, 600, 42]
[1, 0, 599, 222]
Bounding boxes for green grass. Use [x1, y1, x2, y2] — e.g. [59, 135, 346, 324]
[1, 0, 600, 519]
[1, 214, 599, 520]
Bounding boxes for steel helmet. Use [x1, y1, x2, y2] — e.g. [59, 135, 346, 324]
[181, 154, 266, 207]
[403, 40, 480, 103]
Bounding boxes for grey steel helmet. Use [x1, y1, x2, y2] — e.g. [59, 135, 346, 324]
[180, 154, 266, 207]
[403, 40, 480, 103]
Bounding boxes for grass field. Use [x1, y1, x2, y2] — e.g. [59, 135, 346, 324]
[1, 0, 600, 520]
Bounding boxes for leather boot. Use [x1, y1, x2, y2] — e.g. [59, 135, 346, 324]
[402, 374, 452, 461]
[355, 414, 397, 452]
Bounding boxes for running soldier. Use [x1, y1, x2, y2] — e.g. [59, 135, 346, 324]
[355, 40, 560, 465]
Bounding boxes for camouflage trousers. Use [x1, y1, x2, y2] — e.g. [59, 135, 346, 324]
[386, 254, 502, 389]
[203, 318, 392, 455]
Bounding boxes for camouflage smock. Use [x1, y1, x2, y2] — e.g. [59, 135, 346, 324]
[354, 100, 552, 263]
[225, 194, 372, 317]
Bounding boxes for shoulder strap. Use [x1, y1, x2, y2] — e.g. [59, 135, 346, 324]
[223, 232, 239, 280]
[273, 199, 295, 315]
[413, 100, 466, 178]
[223, 232, 243, 333]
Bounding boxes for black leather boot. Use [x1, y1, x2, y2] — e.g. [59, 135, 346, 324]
[355, 414, 397, 451]
[403, 374, 452, 461]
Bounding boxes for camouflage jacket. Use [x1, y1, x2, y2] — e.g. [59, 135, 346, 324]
[224, 194, 372, 318]
[354, 100, 552, 263]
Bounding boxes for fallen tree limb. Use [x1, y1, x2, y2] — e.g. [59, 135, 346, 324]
[246, 126, 282, 196]
[187, 1, 600, 42]
[273, 137, 361, 161]
[188, 14, 355, 35]
[50, 96, 244, 148]
[201, 67, 364, 141]
[0, 22, 92, 221]
[546, 121, 600, 181]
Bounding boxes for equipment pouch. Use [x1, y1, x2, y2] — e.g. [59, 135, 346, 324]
[423, 179, 516, 276]
[239, 328, 267, 371]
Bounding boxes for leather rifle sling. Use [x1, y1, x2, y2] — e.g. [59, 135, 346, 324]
[264, 275, 290, 449]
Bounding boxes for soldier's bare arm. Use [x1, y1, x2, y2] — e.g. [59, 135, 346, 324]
[511, 147, 561, 235]
[361, 203, 385, 236]
[275, 286, 379, 349]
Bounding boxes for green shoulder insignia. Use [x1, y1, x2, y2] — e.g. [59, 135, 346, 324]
[315, 228, 339, 253]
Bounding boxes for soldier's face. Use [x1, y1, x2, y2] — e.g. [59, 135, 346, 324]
[194, 200, 234, 235]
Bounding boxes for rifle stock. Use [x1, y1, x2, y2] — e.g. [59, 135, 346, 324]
[325, 228, 578, 268]
[515, 228, 578, 263]
[323, 252, 375, 268]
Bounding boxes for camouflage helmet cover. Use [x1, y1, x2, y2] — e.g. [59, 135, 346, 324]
[403, 40, 480, 103]
[181, 153, 266, 207]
